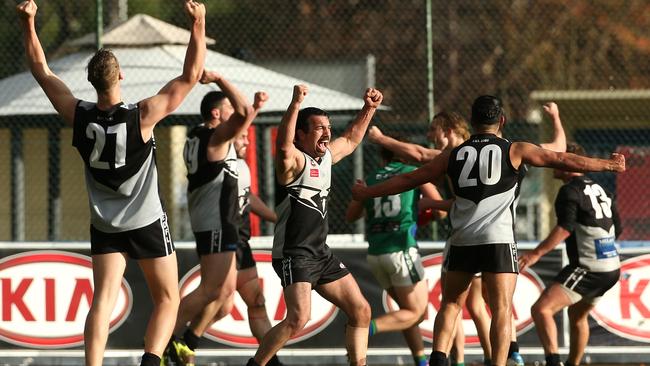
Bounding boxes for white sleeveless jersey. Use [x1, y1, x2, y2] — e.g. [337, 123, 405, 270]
[446, 134, 520, 246]
[273, 150, 332, 259]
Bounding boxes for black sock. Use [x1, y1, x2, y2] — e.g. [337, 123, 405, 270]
[545, 353, 561, 366]
[140, 352, 160, 366]
[247, 358, 261, 366]
[183, 328, 200, 351]
[429, 351, 447, 366]
[508, 341, 519, 356]
[564, 362, 577, 366]
[267, 354, 283, 366]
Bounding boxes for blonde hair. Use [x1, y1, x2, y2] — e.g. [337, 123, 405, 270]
[432, 111, 470, 140]
[87, 49, 120, 93]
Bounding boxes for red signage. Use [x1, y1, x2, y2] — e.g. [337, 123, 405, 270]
[383, 253, 544, 344]
[178, 251, 339, 347]
[0, 251, 132, 348]
[592, 254, 650, 342]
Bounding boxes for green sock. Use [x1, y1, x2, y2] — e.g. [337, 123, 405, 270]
[414, 354, 428, 366]
[368, 319, 377, 336]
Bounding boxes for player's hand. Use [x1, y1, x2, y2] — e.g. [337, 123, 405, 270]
[253, 91, 269, 110]
[518, 252, 539, 272]
[543, 102, 559, 120]
[16, 0, 37, 22]
[199, 70, 221, 84]
[292, 84, 308, 104]
[610, 153, 626, 173]
[351, 179, 369, 201]
[364, 88, 383, 109]
[367, 126, 384, 143]
[184, 0, 206, 22]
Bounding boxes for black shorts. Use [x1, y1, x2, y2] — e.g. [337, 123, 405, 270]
[443, 243, 518, 274]
[236, 241, 256, 271]
[272, 252, 350, 288]
[194, 229, 238, 256]
[90, 214, 175, 259]
[554, 265, 620, 300]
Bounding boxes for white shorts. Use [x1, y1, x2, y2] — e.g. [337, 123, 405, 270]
[367, 247, 425, 289]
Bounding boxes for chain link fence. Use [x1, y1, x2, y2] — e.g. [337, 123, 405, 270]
[0, 0, 648, 242]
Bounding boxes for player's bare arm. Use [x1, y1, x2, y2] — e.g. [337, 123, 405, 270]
[418, 183, 449, 220]
[139, 0, 206, 137]
[351, 150, 449, 201]
[18, 0, 77, 125]
[511, 141, 625, 173]
[345, 199, 365, 222]
[249, 194, 277, 223]
[368, 126, 441, 163]
[518, 225, 570, 271]
[539, 102, 566, 152]
[330, 88, 383, 164]
[275, 84, 308, 185]
[205, 71, 255, 146]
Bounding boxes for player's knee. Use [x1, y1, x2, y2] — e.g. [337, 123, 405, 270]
[349, 299, 371, 325]
[285, 312, 310, 334]
[203, 283, 236, 303]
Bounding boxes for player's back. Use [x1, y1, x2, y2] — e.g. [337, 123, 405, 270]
[72, 101, 164, 233]
[446, 133, 520, 246]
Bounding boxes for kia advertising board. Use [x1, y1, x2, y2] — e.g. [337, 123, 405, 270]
[0, 251, 132, 348]
[1, 243, 650, 364]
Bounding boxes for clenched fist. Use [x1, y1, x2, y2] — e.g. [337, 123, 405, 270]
[364, 88, 383, 109]
[292, 84, 308, 104]
[185, 0, 206, 22]
[254, 91, 269, 110]
[16, 0, 37, 22]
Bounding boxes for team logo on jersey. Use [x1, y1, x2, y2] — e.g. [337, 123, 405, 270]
[591, 254, 650, 342]
[310, 169, 319, 177]
[289, 185, 329, 218]
[0, 251, 132, 348]
[383, 253, 543, 344]
[179, 252, 338, 347]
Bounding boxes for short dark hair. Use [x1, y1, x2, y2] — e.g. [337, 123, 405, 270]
[566, 142, 586, 157]
[200, 91, 227, 121]
[296, 107, 329, 134]
[87, 48, 120, 93]
[471, 95, 504, 125]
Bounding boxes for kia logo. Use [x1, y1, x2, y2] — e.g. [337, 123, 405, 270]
[591, 254, 650, 342]
[179, 251, 339, 347]
[0, 251, 133, 348]
[383, 253, 544, 344]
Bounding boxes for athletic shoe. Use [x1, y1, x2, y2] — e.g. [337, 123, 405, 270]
[166, 339, 195, 366]
[506, 351, 525, 366]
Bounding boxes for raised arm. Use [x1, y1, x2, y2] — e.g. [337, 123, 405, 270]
[275, 85, 308, 185]
[329, 88, 383, 164]
[511, 141, 625, 173]
[250, 194, 277, 223]
[139, 0, 206, 135]
[368, 126, 441, 163]
[205, 71, 254, 147]
[17, 0, 77, 125]
[539, 102, 566, 152]
[352, 150, 449, 201]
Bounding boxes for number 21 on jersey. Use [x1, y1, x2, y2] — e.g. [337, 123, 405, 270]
[86, 122, 126, 169]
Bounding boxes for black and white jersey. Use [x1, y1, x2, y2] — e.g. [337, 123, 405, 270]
[446, 134, 520, 246]
[184, 125, 241, 236]
[72, 101, 164, 233]
[273, 150, 332, 259]
[556, 176, 621, 272]
[237, 158, 252, 244]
